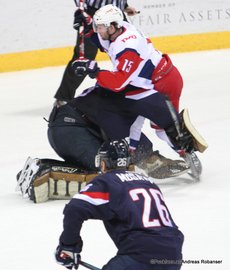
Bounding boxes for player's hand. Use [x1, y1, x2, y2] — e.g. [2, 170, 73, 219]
[55, 243, 81, 269]
[165, 125, 194, 153]
[128, 147, 136, 165]
[72, 58, 100, 78]
[73, 8, 92, 31]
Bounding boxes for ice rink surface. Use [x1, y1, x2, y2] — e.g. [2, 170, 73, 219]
[1, 49, 230, 270]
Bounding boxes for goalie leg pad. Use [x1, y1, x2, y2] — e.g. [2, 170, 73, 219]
[31, 173, 50, 203]
[16, 158, 99, 203]
[31, 167, 98, 203]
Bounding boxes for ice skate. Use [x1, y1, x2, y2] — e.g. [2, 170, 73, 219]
[16, 157, 40, 196]
[181, 151, 202, 181]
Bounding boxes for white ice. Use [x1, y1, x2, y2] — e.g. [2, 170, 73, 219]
[1, 49, 230, 270]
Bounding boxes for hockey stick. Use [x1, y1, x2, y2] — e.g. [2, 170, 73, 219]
[78, 0, 85, 58]
[79, 260, 101, 270]
[165, 98, 183, 139]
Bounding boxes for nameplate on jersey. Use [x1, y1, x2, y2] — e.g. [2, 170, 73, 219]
[116, 172, 149, 182]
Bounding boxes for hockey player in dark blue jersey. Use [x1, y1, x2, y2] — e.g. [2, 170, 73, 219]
[55, 139, 184, 270]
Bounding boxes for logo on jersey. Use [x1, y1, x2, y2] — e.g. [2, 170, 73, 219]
[121, 35, 137, 42]
[51, 166, 79, 174]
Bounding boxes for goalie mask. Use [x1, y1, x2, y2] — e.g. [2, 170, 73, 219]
[93, 4, 124, 32]
[95, 139, 130, 170]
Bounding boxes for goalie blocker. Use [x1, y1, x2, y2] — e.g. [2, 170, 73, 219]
[16, 157, 98, 203]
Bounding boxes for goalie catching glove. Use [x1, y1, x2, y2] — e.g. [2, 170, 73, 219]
[72, 58, 100, 78]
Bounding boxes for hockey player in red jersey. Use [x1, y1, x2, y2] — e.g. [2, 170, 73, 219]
[72, 5, 207, 179]
[72, 5, 187, 150]
[54, 0, 138, 105]
[55, 139, 184, 270]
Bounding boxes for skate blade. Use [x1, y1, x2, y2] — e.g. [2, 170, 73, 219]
[16, 157, 34, 191]
[16, 157, 39, 195]
[183, 152, 202, 182]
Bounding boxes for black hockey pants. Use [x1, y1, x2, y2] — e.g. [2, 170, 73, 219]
[47, 104, 103, 171]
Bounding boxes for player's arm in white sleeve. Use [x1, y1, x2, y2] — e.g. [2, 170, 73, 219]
[129, 116, 145, 150]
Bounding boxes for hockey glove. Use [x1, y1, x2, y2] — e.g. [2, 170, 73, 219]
[55, 243, 81, 269]
[165, 124, 194, 153]
[73, 8, 92, 32]
[72, 58, 100, 78]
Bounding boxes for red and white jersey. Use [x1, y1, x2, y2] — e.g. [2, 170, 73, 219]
[96, 21, 163, 100]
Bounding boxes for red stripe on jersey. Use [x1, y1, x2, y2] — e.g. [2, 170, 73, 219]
[81, 191, 110, 200]
[125, 88, 147, 96]
[96, 50, 143, 91]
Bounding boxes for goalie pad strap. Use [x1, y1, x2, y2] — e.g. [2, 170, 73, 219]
[50, 171, 86, 182]
[33, 173, 50, 187]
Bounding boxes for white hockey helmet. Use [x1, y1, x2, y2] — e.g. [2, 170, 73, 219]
[93, 4, 124, 30]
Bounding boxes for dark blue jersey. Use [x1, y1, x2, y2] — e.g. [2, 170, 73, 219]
[60, 170, 184, 263]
